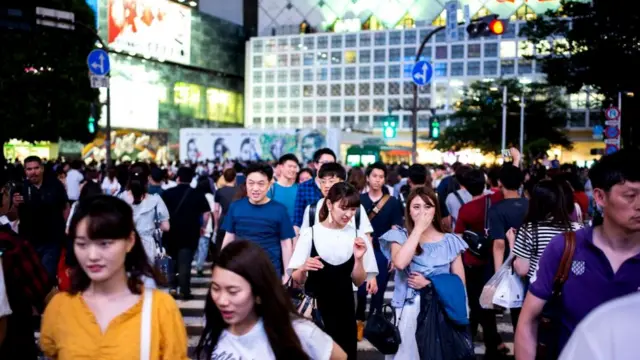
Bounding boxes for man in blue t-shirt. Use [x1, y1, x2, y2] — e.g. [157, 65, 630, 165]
[267, 153, 299, 223]
[222, 163, 296, 280]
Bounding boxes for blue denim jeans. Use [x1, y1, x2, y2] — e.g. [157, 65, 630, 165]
[34, 243, 61, 285]
[194, 235, 211, 271]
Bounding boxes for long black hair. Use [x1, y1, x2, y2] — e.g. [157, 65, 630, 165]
[195, 241, 309, 360]
[318, 182, 361, 222]
[127, 163, 150, 205]
[66, 195, 163, 294]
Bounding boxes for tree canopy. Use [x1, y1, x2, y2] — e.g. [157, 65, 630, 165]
[435, 79, 572, 157]
[521, 0, 640, 146]
[0, 0, 99, 157]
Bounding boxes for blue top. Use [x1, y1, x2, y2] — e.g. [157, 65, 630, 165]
[222, 198, 296, 276]
[430, 274, 469, 326]
[378, 228, 468, 308]
[267, 182, 299, 223]
[292, 179, 323, 228]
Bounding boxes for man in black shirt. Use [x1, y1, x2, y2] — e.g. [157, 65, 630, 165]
[13, 156, 68, 282]
[213, 168, 238, 258]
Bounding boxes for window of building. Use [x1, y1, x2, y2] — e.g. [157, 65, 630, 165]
[404, 47, 416, 62]
[345, 67, 356, 80]
[402, 81, 413, 95]
[389, 65, 401, 78]
[451, 45, 464, 59]
[359, 49, 371, 63]
[290, 100, 300, 112]
[277, 86, 287, 98]
[374, 83, 385, 95]
[290, 54, 301, 66]
[468, 43, 481, 58]
[303, 69, 313, 82]
[317, 100, 327, 112]
[374, 32, 387, 46]
[331, 67, 342, 81]
[317, 68, 328, 81]
[331, 84, 341, 96]
[330, 99, 341, 112]
[290, 37, 301, 50]
[345, 99, 356, 112]
[500, 41, 517, 58]
[253, 56, 263, 68]
[356, 115, 367, 126]
[290, 85, 301, 97]
[345, 34, 357, 48]
[290, 69, 300, 82]
[317, 52, 328, 65]
[451, 62, 464, 76]
[374, 49, 386, 63]
[501, 60, 515, 75]
[277, 70, 287, 83]
[434, 63, 447, 77]
[373, 99, 385, 112]
[345, 115, 357, 127]
[277, 38, 288, 51]
[317, 84, 327, 96]
[405, 30, 417, 45]
[265, 101, 274, 114]
[569, 111, 586, 128]
[518, 60, 533, 74]
[253, 87, 262, 99]
[390, 31, 402, 45]
[277, 54, 287, 67]
[317, 36, 328, 49]
[290, 116, 300, 127]
[484, 43, 498, 57]
[435, 46, 448, 59]
[303, 85, 313, 97]
[502, 22, 517, 39]
[330, 116, 340, 127]
[388, 98, 400, 110]
[263, 54, 277, 68]
[359, 67, 371, 80]
[265, 39, 276, 52]
[345, 83, 356, 96]
[467, 61, 481, 76]
[389, 82, 400, 95]
[359, 99, 371, 112]
[303, 53, 314, 66]
[303, 100, 313, 112]
[332, 35, 343, 48]
[360, 33, 371, 47]
[374, 65, 386, 79]
[277, 102, 287, 114]
[344, 50, 356, 64]
[253, 102, 262, 113]
[265, 71, 275, 83]
[359, 83, 370, 96]
[434, 83, 448, 108]
[331, 51, 342, 64]
[253, 71, 263, 84]
[435, 31, 446, 43]
[252, 40, 263, 53]
[265, 116, 274, 126]
[303, 116, 313, 126]
[389, 48, 401, 62]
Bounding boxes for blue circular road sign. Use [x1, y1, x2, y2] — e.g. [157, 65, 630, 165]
[87, 49, 111, 76]
[412, 61, 433, 86]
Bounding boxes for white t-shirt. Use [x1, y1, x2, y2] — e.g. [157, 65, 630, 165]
[559, 292, 640, 360]
[0, 258, 12, 319]
[300, 198, 374, 235]
[66, 169, 84, 201]
[287, 223, 379, 290]
[101, 177, 121, 196]
[212, 318, 333, 360]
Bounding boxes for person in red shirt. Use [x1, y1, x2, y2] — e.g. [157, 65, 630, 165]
[454, 170, 506, 358]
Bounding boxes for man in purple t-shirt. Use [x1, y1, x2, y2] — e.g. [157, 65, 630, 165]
[515, 148, 640, 359]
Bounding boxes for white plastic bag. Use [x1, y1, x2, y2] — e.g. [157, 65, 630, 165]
[0, 258, 13, 318]
[480, 253, 515, 309]
[492, 268, 525, 309]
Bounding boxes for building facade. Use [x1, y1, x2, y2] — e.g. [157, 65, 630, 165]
[245, 0, 602, 164]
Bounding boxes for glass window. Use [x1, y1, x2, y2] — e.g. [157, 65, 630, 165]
[317, 100, 327, 112]
[389, 31, 402, 45]
[317, 52, 328, 65]
[374, 32, 386, 46]
[316, 68, 328, 81]
[419, 47, 432, 61]
[253, 71, 263, 84]
[359, 99, 371, 112]
[303, 69, 313, 82]
[434, 83, 448, 108]
[331, 84, 341, 96]
[332, 35, 343, 48]
[389, 65, 401, 78]
[360, 33, 371, 47]
[345, 34, 357, 47]
[500, 41, 517, 58]
[404, 30, 417, 44]
[451, 45, 464, 59]
[277, 116, 286, 126]
[356, 115, 367, 126]
[403, 98, 413, 109]
[290, 116, 300, 126]
[373, 115, 385, 128]
[435, 63, 447, 77]
[389, 48, 401, 62]
[290, 69, 301, 82]
[451, 62, 464, 76]
[569, 111, 586, 128]
[502, 22, 516, 39]
[373, 99, 384, 112]
[345, 115, 357, 127]
[252, 40, 263, 53]
[277, 54, 287, 66]
[253, 56, 263, 68]
[291, 38, 301, 50]
[303, 37, 314, 50]
[265, 101, 274, 114]
[435, 46, 448, 59]
[402, 81, 413, 95]
[403, 64, 413, 79]
[435, 31, 446, 43]
[345, 84, 356, 96]
[359, 66, 371, 80]
[344, 50, 356, 64]
[331, 51, 342, 64]
[419, 97, 431, 110]
[290, 54, 301, 66]
[303, 100, 314, 113]
[303, 85, 313, 97]
[317, 84, 327, 97]
[265, 71, 275, 83]
[468, 44, 481, 58]
[277, 38, 288, 51]
[252, 102, 262, 113]
[518, 60, 533, 74]
[265, 117, 274, 126]
[345, 67, 356, 80]
[359, 49, 371, 63]
[277, 70, 287, 83]
[264, 86, 275, 98]
[389, 82, 400, 95]
[277, 86, 287, 98]
[303, 53, 314, 66]
[388, 98, 400, 109]
[501, 60, 515, 75]
[317, 36, 328, 49]
[404, 47, 416, 62]
[264, 54, 277, 68]
[290, 85, 300, 97]
[359, 83, 370, 96]
[265, 39, 276, 53]
[373, 83, 385, 95]
[484, 43, 498, 57]
[331, 67, 342, 81]
[374, 65, 386, 79]
[253, 87, 262, 98]
[330, 99, 341, 112]
[374, 49, 386, 63]
[303, 116, 313, 126]
[484, 60, 498, 75]
[345, 99, 356, 112]
[467, 61, 481, 76]
[535, 60, 543, 73]
[277, 102, 287, 113]
[419, 29, 432, 43]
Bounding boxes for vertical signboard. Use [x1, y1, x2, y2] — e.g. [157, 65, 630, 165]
[445, 1, 459, 41]
[604, 106, 621, 155]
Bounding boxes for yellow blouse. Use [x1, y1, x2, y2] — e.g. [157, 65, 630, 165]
[40, 289, 189, 360]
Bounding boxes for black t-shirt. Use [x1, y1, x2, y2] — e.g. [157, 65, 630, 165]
[214, 186, 238, 223]
[17, 177, 68, 245]
[360, 193, 404, 245]
[488, 197, 529, 260]
[161, 184, 210, 250]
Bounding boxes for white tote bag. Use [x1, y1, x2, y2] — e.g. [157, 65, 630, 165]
[140, 288, 153, 360]
[492, 267, 525, 309]
[0, 258, 12, 318]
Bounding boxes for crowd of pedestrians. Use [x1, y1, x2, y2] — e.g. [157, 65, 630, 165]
[0, 146, 638, 359]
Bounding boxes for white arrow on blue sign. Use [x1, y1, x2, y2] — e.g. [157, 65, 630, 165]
[87, 49, 110, 76]
[412, 61, 434, 86]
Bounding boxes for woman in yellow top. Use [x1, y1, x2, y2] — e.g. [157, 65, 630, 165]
[40, 195, 189, 360]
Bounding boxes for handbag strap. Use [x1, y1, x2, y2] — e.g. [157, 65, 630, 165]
[174, 188, 191, 215]
[483, 196, 492, 234]
[368, 195, 391, 221]
[551, 232, 576, 297]
[140, 288, 153, 360]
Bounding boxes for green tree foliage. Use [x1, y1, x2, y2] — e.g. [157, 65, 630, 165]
[0, 0, 99, 161]
[435, 79, 572, 157]
[521, 0, 640, 146]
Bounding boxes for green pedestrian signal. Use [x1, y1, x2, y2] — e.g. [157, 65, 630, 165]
[382, 117, 397, 139]
[88, 116, 96, 134]
[430, 119, 440, 139]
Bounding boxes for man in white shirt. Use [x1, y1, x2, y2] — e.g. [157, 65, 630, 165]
[65, 160, 84, 203]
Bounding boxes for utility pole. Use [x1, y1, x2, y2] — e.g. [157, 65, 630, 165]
[520, 89, 525, 153]
[501, 86, 507, 151]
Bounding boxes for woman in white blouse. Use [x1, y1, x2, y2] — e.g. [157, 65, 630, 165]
[288, 183, 378, 359]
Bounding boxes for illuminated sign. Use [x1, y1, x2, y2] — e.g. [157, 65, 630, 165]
[107, 0, 191, 65]
[333, 18, 362, 33]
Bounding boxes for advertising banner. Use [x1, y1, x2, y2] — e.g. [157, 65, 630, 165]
[107, 0, 192, 65]
[83, 129, 170, 164]
[179, 128, 341, 164]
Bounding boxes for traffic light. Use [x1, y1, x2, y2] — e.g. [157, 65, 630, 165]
[382, 117, 397, 139]
[466, 15, 508, 38]
[430, 119, 440, 139]
[88, 103, 98, 134]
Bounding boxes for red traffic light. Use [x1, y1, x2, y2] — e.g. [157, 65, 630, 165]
[489, 19, 505, 35]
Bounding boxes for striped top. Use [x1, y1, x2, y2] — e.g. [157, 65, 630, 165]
[512, 221, 583, 278]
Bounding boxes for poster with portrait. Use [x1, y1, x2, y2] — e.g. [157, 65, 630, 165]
[179, 128, 341, 163]
[82, 129, 170, 164]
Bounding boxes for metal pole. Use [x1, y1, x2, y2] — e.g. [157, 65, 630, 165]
[618, 91, 622, 148]
[501, 86, 507, 151]
[106, 87, 112, 166]
[520, 90, 525, 152]
[412, 26, 445, 164]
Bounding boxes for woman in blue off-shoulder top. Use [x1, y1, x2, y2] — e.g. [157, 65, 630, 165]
[379, 186, 469, 359]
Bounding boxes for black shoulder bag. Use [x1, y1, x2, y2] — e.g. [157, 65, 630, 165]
[461, 196, 492, 258]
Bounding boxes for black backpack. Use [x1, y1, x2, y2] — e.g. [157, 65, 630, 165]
[308, 202, 361, 230]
